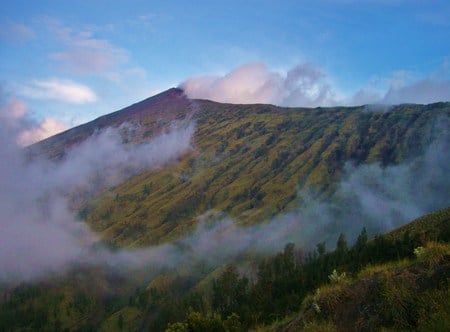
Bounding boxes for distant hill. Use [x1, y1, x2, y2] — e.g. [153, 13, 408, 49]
[29, 89, 450, 246]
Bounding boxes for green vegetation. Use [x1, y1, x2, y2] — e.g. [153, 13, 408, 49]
[80, 102, 449, 246]
[1, 207, 448, 331]
[14, 96, 449, 330]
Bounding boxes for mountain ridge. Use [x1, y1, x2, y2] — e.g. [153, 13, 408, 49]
[76, 96, 449, 246]
[27, 87, 190, 159]
[24, 90, 450, 246]
[28, 87, 449, 160]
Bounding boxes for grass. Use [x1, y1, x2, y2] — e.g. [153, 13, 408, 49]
[268, 241, 450, 331]
[1, 208, 449, 332]
[77, 101, 449, 246]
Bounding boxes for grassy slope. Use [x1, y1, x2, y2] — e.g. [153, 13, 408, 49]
[83, 102, 449, 246]
[257, 207, 450, 332]
[258, 242, 450, 332]
[0, 207, 448, 331]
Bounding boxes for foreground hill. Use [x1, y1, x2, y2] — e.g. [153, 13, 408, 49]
[34, 89, 448, 246]
[1, 207, 448, 331]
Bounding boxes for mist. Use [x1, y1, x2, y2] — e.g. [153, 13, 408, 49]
[181, 62, 450, 107]
[170, 127, 449, 264]
[99, 118, 449, 271]
[0, 97, 194, 283]
[1, 93, 448, 285]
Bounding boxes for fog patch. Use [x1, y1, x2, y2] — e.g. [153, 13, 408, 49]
[0, 93, 195, 283]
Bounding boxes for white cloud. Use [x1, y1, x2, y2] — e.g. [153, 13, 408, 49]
[181, 62, 335, 107]
[17, 117, 68, 146]
[0, 105, 195, 281]
[19, 78, 98, 104]
[43, 18, 128, 74]
[182, 62, 450, 107]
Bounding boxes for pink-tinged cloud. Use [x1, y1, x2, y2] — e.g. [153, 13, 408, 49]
[0, 21, 35, 42]
[43, 19, 128, 74]
[0, 93, 68, 146]
[17, 118, 68, 146]
[181, 62, 336, 107]
[7, 98, 27, 118]
[182, 62, 450, 107]
[19, 79, 98, 104]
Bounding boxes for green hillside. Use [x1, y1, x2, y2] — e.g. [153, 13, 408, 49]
[1, 207, 448, 331]
[164, 207, 450, 332]
[80, 100, 449, 246]
[10, 92, 447, 331]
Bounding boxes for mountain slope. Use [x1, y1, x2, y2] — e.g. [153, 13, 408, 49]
[79, 97, 449, 246]
[29, 90, 450, 246]
[2, 207, 447, 332]
[28, 88, 191, 160]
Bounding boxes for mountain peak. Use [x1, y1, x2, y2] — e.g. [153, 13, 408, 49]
[28, 87, 193, 159]
[155, 87, 185, 98]
[94, 87, 189, 126]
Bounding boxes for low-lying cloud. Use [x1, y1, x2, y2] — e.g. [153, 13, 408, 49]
[0, 95, 194, 283]
[103, 124, 449, 270]
[155, 124, 449, 268]
[1, 91, 448, 284]
[181, 62, 450, 107]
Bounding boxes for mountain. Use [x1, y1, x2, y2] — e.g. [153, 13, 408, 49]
[28, 88, 191, 160]
[4, 90, 449, 331]
[29, 90, 450, 247]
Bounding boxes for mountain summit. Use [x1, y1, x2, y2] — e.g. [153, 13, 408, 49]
[95, 87, 188, 126]
[29, 88, 191, 159]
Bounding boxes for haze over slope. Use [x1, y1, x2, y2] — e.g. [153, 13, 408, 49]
[30, 89, 450, 249]
[1, 87, 449, 285]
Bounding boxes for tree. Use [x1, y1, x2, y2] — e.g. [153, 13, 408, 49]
[355, 227, 368, 249]
[335, 233, 349, 265]
[317, 242, 327, 256]
[212, 266, 249, 319]
[337, 233, 348, 253]
[118, 313, 124, 330]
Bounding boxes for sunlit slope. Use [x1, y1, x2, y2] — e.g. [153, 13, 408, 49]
[81, 100, 450, 246]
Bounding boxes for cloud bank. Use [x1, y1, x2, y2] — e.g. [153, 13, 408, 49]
[108, 123, 449, 270]
[0, 94, 68, 146]
[381, 78, 450, 105]
[186, 129, 449, 260]
[0, 91, 448, 284]
[181, 62, 335, 107]
[181, 62, 450, 107]
[0, 95, 194, 282]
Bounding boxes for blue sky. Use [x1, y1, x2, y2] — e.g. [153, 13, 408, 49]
[0, 0, 449, 144]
